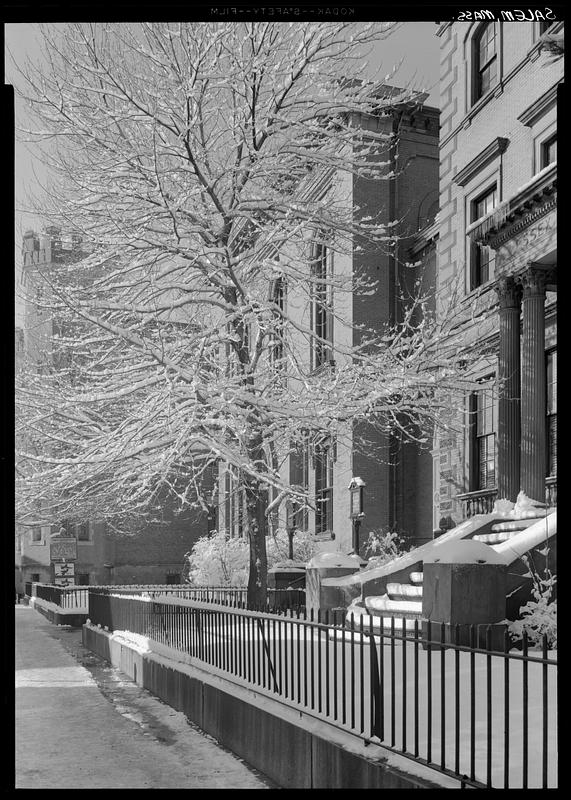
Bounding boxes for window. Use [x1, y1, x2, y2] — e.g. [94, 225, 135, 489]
[76, 523, 90, 541]
[269, 275, 286, 374]
[165, 573, 181, 585]
[314, 439, 334, 535]
[290, 435, 310, 532]
[471, 185, 497, 288]
[472, 382, 497, 490]
[31, 573, 41, 583]
[541, 135, 557, 168]
[76, 573, 90, 586]
[546, 350, 557, 477]
[474, 23, 498, 102]
[311, 242, 334, 370]
[30, 528, 42, 543]
[225, 468, 245, 538]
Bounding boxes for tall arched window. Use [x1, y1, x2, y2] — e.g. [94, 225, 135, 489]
[310, 239, 334, 370]
[473, 23, 498, 103]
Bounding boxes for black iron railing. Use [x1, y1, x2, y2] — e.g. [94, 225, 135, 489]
[35, 584, 65, 606]
[31, 584, 305, 612]
[87, 592, 557, 789]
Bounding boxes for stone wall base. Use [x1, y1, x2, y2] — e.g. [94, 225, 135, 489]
[82, 622, 459, 789]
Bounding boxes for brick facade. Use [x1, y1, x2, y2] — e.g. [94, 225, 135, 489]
[434, 20, 560, 525]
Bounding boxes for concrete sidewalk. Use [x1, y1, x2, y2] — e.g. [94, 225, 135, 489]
[15, 606, 274, 789]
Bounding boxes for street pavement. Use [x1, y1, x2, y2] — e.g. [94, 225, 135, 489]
[15, 605, 274, 789]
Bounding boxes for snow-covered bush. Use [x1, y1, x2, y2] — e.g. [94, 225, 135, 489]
[509, 553, 557, 650]
[184, 528, 319, 586]
[362, 528, 411, 569]
[183, 530, 250, 587]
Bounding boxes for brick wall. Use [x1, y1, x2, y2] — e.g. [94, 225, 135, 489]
[435, 21, 562, 525]
[349, 106, 439, 548]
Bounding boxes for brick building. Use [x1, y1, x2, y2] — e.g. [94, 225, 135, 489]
[217, 91, 440, 556]
[15, 228, 209, 590]
[433, 20, 560, 525]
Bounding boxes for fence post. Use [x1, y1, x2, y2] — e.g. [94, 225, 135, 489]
[369, 633, 381, 739]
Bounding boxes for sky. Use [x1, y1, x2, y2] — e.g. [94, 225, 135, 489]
[6, 21, 441, 325]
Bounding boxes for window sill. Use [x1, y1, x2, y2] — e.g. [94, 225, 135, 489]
[29, 541, 45, 546]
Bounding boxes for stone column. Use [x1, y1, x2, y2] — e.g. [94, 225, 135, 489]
[495, 277, 521, 502]
[520, 267, 546, 503]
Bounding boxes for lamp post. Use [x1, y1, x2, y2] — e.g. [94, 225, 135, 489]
[348, 477, 366, 556]
[285, 498, 295, 560]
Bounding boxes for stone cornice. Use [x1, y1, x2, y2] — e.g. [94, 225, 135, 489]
[488, 194, 556, 248]
[517, 83, 560, 127]
[467, 163, 556, 247]
[453, 138, 510, 186]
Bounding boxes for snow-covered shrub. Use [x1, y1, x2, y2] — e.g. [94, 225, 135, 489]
[266, 527, 320, 566]
[183, 528, 319, 586]
[509, 553, 557, 650]
[362, 528, 411, 570]
[183, 530, 249, 586]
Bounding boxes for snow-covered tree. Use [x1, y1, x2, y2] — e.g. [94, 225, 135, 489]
[13, 22, 489, 605]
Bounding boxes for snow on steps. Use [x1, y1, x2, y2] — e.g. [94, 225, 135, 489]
[365, 595, 423, 617]
[342, 604, 420, 633]
[473, 513, 547, 545]
[341, 510, 555, 638]
[385, 582, 423, 600]
[491, 510, 556, 561]
[343, 569, 424, 633]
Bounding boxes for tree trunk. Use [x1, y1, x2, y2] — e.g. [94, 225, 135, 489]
[244, 476, 268, 608]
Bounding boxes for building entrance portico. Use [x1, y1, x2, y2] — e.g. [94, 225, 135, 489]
[470, 163, 557, 505]
[495, 265, 554, 503]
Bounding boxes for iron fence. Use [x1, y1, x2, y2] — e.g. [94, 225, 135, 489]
[87, 591, 557, 789]
[30, 583, 305, 612]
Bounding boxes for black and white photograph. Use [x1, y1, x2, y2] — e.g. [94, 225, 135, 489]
[9, 3, 561, 790]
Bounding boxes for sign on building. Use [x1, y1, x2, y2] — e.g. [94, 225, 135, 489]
[50, 537, 77, 562]
[54, 575, 75, 587]
[54, 560, 75, 586]
[54, 562, 75, 578]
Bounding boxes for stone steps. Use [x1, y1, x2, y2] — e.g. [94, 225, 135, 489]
[343, 507, 554, 637]
[490, 518, 537, 533]
[365, 594, 423, 617]
[385, 582, 423, 600]
[473, 514, 545, 544]
[343, 604, 420, 632]
[345, 568, 425, 632]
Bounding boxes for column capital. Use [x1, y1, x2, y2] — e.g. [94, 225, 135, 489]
[519, 265, 547, 298]
[495, 276, 522, 309]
